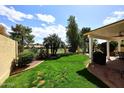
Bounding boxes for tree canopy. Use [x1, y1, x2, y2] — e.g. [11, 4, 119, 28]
[43, 34, 63, 55]
[79, 27, 91, 53]
[66, 15, 79, 53]
[10, 24, 34, 52]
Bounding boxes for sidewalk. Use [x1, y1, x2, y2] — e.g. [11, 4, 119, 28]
[11, 60, 44, 75]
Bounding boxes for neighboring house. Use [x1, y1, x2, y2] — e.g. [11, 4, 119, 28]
[24, 44, 44, 49]
[0, 32, 18, 85]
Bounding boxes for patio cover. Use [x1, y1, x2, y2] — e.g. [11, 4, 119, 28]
[85, 19, 124, 41]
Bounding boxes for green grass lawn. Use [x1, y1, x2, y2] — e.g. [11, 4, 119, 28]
[1, 54, 108, 88]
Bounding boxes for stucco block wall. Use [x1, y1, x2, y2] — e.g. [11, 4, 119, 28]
[0, 34, 18, 85]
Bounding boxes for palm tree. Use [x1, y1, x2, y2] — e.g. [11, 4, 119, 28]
[43, 37, 50, 55]
[10, 24, 34, 53]
[60, 41, 67, 54]
[43, 34, 63, 56]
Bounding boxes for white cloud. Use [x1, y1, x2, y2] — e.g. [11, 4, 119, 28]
[41, 23, 47, 27]
[0, 5, 33, 22]
[31, 24, 66, 43]
[36, 14, 55, 24]
[114, 11, 124, 17]
[0, 22, 66, 44]
[103, 10, 124, 25]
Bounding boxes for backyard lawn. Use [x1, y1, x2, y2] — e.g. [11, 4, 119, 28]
[1, 54, 108, 88]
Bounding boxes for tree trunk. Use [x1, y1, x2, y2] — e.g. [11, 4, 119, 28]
[51, 47, 52, 55]
[46, 48, 49, 56]
[21, 35, 24, 52]
[64, 47, 67, 54]
[55, 49, 57, 55]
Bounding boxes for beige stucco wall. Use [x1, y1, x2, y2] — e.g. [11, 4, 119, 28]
[0, 34, 18, 85]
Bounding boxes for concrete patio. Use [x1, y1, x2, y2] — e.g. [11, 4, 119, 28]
[87, 58, 124, 88]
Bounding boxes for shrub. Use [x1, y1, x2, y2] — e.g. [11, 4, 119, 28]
[10, 59, 18, 73]
[29, 48, 40, 59]
[36, 48, 48, 60]
[30, 47, 39, 54]
[18, 50, 35, 67]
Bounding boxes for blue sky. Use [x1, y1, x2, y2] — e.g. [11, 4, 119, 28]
[0, 5, 124, 43]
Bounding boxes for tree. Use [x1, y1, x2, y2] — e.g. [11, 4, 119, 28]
[43, 34, 63, 55]
[43, 37, 50, 55]
[79, 27, 91, 53]
[10, 24, 34, 53]
[60, 41, 67, 54]
[93, 39, 98, 51]
[66, 16, 79, 53]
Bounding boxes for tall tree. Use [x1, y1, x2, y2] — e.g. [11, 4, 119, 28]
[10, 24, 34, 53]
[79, 27, 91, 53]
[66, 16, 79, 53]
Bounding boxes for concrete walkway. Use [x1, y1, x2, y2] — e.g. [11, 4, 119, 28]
[25, 60, 44, 70]
[11, 60, 44, 75]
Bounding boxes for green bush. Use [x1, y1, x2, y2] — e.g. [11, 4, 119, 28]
[29, 48, 40, 59]
[18, 50, 35, 67]
[36, 48, 48, 60]
[30, 47, 39, 54]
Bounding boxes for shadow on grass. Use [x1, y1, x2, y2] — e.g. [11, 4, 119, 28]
[77, 68, 108, 88]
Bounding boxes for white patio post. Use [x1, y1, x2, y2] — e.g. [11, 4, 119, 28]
[118, 40, 121, 52]
[107, 40, 110, 59]
[88, 35, 93, 59]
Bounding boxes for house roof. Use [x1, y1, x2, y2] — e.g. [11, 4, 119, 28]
[85, 19, 124, 41]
